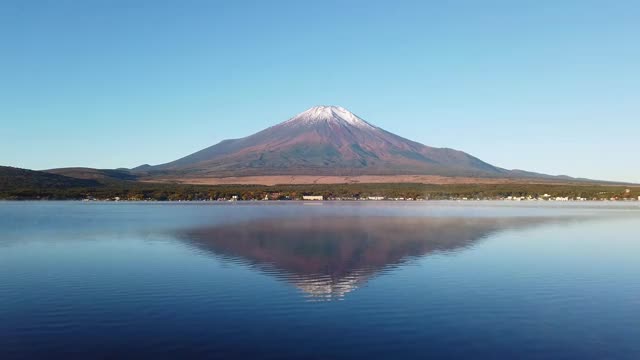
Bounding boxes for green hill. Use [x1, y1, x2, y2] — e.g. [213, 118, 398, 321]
[45, 167, 138, 181]
[0, 166, 99, 199]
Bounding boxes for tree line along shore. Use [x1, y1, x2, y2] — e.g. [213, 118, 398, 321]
[1, 181, 639, 202]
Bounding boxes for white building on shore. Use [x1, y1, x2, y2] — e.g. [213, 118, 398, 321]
[303, 195, 323, 201]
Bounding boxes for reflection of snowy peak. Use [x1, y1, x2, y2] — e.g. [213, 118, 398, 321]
[181, 216, 557, 300]
[290, 271, 371, 301]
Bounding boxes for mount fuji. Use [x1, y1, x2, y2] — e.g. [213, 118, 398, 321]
[137, 106, 532, 179]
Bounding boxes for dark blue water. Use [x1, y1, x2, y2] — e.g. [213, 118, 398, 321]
[1, 201, 639, 359]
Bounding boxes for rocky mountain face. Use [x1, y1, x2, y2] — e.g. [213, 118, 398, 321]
[142, 105, 508, 177]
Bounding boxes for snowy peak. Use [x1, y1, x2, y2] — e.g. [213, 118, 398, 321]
[284, 105, 375, 129]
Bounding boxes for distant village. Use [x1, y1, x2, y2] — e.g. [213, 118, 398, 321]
[83, 189, 640, 203]
[5, 166, 637, 202]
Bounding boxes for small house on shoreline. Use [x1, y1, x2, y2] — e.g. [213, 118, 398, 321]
[303, 195, 324, 201]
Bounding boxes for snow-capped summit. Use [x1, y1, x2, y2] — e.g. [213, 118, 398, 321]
[284, 105, 375, 129]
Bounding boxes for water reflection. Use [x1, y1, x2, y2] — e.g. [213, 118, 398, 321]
[180, 216, 562, 300]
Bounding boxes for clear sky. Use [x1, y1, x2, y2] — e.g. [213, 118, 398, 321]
[1, 0, 638, 182]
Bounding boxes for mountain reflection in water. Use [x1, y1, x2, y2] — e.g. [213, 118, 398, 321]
[180, 216, 559, 300]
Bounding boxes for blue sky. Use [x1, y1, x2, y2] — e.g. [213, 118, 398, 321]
[1, 0, 638, 182]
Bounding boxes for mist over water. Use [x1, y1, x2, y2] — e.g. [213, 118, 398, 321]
[1, 202, 639, 359]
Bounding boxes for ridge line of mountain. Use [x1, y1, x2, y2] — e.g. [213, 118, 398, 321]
[122, 105, 615, 184]
[2, 106, 631, 185]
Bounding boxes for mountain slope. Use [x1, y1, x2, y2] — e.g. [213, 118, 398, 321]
[143, 106, 509, 177]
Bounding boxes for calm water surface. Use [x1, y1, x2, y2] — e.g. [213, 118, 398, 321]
[1, 201, 639, 359]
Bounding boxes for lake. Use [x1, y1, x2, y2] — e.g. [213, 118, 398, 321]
[1, 201, 639, 359]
